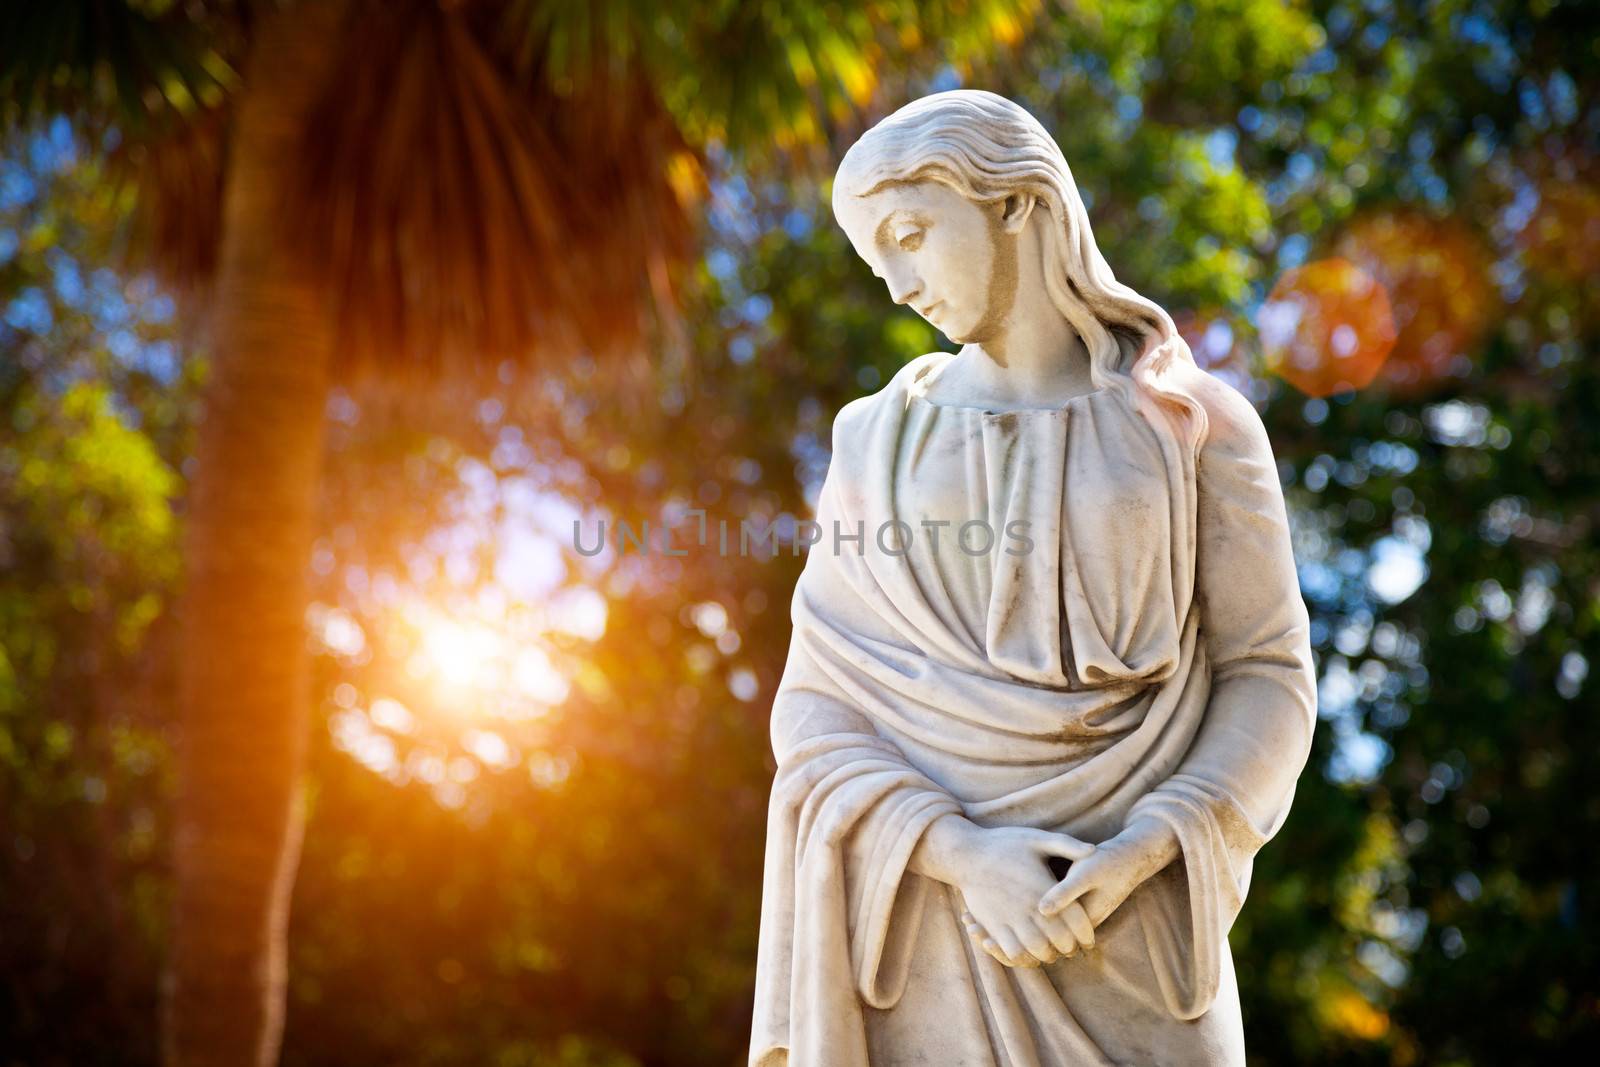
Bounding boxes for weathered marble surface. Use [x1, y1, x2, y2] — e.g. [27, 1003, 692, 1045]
[751, 90, 1316, 1066]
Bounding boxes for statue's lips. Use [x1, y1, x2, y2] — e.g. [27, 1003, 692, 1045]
[917, 300, 943, 320]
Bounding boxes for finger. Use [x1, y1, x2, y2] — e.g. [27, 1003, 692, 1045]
[1037, 832, 1096, 863]
[1059, 900, 1095, 950]
[1018, 828, 1097, 862]
[1035, 913, 1080, 958]
[1039, 867, 1090, 916]
[1016, 923, 1056, 966]
[993, 929, 1030, 968]
[978, 935, 1009, 966]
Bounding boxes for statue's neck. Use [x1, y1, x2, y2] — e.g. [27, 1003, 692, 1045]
[954, 302, 1095, 408]
[954, 222, 1095, 406]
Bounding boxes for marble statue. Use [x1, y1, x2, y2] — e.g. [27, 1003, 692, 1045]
[751, 90, 1317, 1066]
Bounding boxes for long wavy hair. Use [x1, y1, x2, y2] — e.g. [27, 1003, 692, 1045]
[834, 89, 1208, 453]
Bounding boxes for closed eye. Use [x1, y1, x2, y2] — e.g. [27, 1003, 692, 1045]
[897, 230, 924, 252]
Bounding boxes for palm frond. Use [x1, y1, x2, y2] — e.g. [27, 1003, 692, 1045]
[0, 0, 238, 136]
[297, 0, 700, 378]
[8, 0, 1040, 380]
[114, 102, 228, 293]
[495, 0, 1044, 161]
[0, 2, 237, 297]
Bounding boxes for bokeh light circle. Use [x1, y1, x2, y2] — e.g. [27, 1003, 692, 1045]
[1334, 212, 1497, 393]
[1519, 173, 1600, 283]
[1259, 257, 1398, 398]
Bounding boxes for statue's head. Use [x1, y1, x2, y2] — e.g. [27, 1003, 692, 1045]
[831, 89, 1064, 346]
[831, 89, 1208, 447]
[832, 143, 1026, 347]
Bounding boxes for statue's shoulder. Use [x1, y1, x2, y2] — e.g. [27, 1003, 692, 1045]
[828, 351, 950, 454]
[1165, 360, 1278, 469]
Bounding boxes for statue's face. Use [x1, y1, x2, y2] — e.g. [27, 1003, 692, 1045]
[834, 178, 1012, 344]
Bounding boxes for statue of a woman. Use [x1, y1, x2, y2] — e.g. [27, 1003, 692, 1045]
[751, 90, 1317, 1066]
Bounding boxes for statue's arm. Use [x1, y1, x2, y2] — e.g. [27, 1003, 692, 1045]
[769, 576, 995, 896]
[768, 671, 881, 764]
[1039, 380, 1317, 1007]
[1179, 377, 1317, 826]
[1045, 377, 1317, 945]
[769, 673, 985, 883]
[1067, 384, 1312, 892]
[1125, 376, 1317, 860]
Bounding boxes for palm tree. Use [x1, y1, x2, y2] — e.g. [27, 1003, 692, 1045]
[2, 1, 1037, 1062]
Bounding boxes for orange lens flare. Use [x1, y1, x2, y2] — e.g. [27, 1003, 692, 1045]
[1260, 257, 1398, 398]
[1334, 212, 1497, 393]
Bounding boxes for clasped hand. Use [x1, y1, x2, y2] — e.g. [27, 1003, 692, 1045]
[913, 816, 1171, 969]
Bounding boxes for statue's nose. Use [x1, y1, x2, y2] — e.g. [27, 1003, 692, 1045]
[888, 277, 922, 307]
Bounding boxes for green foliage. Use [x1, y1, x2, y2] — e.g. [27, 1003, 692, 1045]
[0, 0, 236, 133]
[0, 123, 191, 1060]
[499, 0, 1042, 152]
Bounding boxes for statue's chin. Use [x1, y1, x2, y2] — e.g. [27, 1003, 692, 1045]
[943, 316, 996, 347]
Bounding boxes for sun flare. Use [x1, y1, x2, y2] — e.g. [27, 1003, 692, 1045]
[417, 615, 498, 691]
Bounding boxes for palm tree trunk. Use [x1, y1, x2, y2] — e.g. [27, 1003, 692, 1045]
[162, 4, 345, 1064]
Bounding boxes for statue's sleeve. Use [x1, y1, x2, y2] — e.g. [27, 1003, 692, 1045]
[750, 458, 964, 1067]
[1126, 380, 1317, 1019]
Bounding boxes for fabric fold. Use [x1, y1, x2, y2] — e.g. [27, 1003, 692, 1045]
[753, 731, 962, 1067]
[1127, 775, 1269, 1020]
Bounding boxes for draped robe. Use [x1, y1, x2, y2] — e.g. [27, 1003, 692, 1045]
[751, 352, 1316, 1066]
